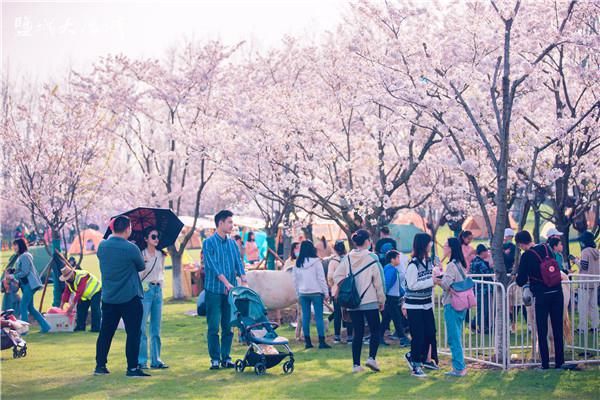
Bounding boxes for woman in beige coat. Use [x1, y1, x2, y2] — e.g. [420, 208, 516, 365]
[333, 230, 386, 373]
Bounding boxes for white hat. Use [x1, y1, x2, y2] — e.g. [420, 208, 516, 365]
[59, 266, 75, 282]
[504, 228, 515, 237]
[547, 228, 563, 237]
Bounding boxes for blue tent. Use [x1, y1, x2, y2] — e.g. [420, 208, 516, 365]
[388, 224, 425, 253]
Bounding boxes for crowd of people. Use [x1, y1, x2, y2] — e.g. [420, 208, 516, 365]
[283, 224, 598, 377]
[1, 210, 598, 379]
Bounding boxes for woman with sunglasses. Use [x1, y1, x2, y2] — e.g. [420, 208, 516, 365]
[138, 227, 169, 370]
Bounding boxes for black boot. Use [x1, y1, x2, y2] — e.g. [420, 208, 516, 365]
[319, 336, 331, 349]
[304, 335, 314, 349]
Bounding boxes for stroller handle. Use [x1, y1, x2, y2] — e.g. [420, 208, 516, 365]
[245, 321, 279, 332]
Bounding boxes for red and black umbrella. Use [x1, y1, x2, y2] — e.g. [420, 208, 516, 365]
[103, 207, 184, 250]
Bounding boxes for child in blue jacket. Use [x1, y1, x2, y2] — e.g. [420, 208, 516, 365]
[381, 250, 410, 347]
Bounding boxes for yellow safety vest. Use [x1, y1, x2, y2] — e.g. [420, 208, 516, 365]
[68, 270, 102, 301]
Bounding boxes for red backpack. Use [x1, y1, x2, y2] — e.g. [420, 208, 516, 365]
[529, 245, 562, 288]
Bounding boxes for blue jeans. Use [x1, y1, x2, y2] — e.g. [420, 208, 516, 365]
[444, 304, 466, 372]
[21, 285, 51, 332]
[299, 294, 325, 337]
[206, 290, 233, 362]
[139, 284, 163, 366]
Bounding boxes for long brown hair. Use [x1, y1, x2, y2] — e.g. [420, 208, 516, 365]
[13, 238, 28, 255]
[412, 233, 432, 260]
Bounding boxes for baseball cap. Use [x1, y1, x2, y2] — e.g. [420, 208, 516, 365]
[547, 228, 563, 237]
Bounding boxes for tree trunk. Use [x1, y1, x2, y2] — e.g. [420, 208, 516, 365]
[491, 13, 516, 367]
[51, 228, 64, 307]
[533, 205, 542, 243]
[518, 198, 530, 231]
[282, 230, 292, 261]
[431, 226, 439, 259]
[170, 250, 185, 300]
[266, 235, 276, 270]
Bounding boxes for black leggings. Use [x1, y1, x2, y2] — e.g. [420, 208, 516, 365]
[349, 309, 380, 366]
[333, 299, 353, 337]
[535, 290, 564, 369]
[407, 308, 437, 365]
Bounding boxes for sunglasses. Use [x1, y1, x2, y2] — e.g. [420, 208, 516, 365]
[150, 234, 160, 240]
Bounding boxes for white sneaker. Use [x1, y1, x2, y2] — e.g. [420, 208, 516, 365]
[352, 365, 365, 373]
[365, 357, 380, 372]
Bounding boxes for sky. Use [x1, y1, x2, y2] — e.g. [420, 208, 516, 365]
[1, 0, 348, 82]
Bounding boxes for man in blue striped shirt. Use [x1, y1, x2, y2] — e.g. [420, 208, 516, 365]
[202, 210, 247, 370]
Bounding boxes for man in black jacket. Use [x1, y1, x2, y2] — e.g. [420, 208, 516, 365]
[515, 230, 564, 370]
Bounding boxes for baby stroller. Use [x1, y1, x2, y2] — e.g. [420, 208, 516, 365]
[229, 286, 294, 375]
[1, 309, 28, 359]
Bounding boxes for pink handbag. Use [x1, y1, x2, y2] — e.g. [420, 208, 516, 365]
[450, 264, 477, 312]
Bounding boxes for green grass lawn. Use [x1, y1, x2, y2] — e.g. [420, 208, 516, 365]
[1, 222, 597, 400]
[1, 299, 599, 400]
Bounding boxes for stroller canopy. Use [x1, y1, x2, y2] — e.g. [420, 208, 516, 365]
[228, 287, 268, 327]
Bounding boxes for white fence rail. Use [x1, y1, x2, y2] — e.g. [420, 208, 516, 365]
[434, 274, 600, 370]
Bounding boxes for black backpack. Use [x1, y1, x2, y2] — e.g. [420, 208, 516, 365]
[337, 257, 377, 309]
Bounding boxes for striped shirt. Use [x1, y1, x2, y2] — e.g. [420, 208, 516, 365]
[404, 257, 434, 310]
[202, 232, 246, 294]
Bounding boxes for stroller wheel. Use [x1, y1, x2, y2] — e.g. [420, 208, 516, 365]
[283, 360, 294, 374]
[13, 347, 18, 359]
[254, 362, 266, 376]
[235, 359, 245, 373]
[19, 346, 27, 358]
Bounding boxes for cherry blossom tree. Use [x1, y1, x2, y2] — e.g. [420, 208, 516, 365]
[512, 1, 600, 257]
[350, 0, 596, 276]
[2, 79, 116, 305]
[348, 0, 598, 362]
[222, 40, 313, 268]
[289, 31, 441, 242]
[73, 40, 241, 298]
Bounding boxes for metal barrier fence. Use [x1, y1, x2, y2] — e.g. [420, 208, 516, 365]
[434, 274, 600, 370]
[435, 276, 507, 369]
[507, 277, 600, 369]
